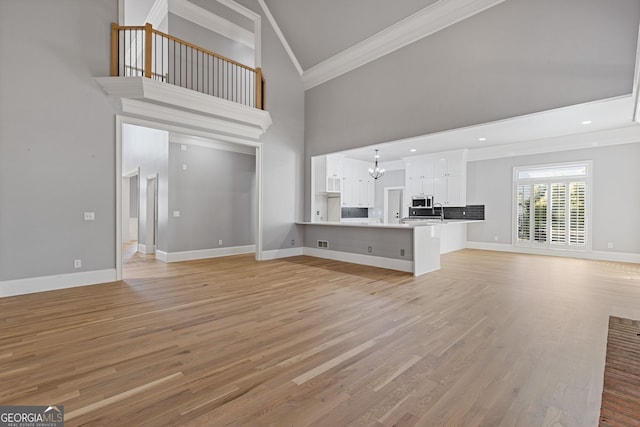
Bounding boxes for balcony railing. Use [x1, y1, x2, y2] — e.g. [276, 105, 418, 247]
[111, 23, 264, 110]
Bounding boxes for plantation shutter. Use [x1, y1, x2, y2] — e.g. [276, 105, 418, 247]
[533, 184, 547, 243]
[516, 185, 531, 241]
[550, 183, 566, 244]
[569, 182, 586, 246]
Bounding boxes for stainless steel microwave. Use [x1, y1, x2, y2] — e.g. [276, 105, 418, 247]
[412, 195, 433, 208]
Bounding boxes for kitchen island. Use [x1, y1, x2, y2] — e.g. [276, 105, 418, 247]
[297, 220, 482, 276]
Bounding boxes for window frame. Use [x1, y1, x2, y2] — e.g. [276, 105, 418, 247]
[512, 161, 593, 252]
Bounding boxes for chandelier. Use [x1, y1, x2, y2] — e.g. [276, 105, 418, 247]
[368, 149, 385, 180]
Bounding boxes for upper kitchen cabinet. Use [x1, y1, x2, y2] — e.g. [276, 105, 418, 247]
[432, 150, 467, 206]
[314, 154, 343, 193]
[404, 149, 467, 207]
[341, 157, 374, 208]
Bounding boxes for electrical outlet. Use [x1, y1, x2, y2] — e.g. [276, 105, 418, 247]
[84, 212, 95, 221]
[173, 211, 180, 217]
[182, 164, 188, 171]
[74, 259, 82, 269]
[607, 242, 614, 249]
[317, 240, 328, 249]
[494, 235, 498, 241]
[181, 144, 187, 151]
[219, 239, 223, 246]
[291, 239, 295, 246]
[367, 246, 372, 253]
[400, 249, 405, 256]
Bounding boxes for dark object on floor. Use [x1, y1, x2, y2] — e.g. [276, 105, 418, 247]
[599, 316, 640, 426]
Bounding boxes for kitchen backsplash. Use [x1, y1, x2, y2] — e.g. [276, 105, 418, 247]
[341, 207, 369, 218]
[443, 205, 485, 220]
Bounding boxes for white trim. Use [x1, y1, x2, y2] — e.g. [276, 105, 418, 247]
[301, 0, 506, 90]
[511, 160, 593, 252]
[466, 241, 640, 264]
[467, 125, 640, 162]
[115, 115, 263, 280]
[633, 21, 640, 122]
[383, 186, 405, 224]
[169, 133, 256, 156]
[95, 77, 273, 136]
[156, 245, 255, 263]
[114, 115, 260, 148]
[255, 146, 264, 260]
[146, 0, 168, 28]
[216, 0, 260, 20]
[302, 247, 414, 274]
[121, 98, 266, 140]
[138, 243, 147, 253]
[261, 247, 304, 260]
[0, 269, 117, 298]
[168, 0, 254, 48]
[256, 0, 303, 76]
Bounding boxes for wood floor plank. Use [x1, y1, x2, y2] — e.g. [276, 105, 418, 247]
[1, 248, 640, 426]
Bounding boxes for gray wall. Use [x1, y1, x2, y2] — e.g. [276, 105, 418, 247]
[372, 170, 405, 220]
[167, 143, 256, 252]
[124, 0, 156, 25]
[122, 124, 169, 251]
[236, 0, 306, 252]
[466, 143, 640, 254]
[168, 13, 255, 67]
[305, 0, 640, 157]
[0, 0, 116, 281]
[303, 225, 413, 260]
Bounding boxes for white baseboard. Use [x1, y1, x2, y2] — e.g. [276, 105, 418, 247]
[0, 269, 117, 298]
[466, 241, 640, 264]
[138, 243, 146, 253]
[156, 245, 256, 263]
[302, 247, 414, 273]
[260, 247, 304, 260]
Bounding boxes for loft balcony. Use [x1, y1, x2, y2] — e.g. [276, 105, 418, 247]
[95, 23, 271, 141]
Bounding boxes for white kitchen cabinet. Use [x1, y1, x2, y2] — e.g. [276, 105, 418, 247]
[406, 150, 466, 208]
[340, 158, 374, 208]
[314, 154, 343, 194]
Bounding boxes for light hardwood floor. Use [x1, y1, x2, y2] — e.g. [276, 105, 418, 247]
[2, 250, 640, 426]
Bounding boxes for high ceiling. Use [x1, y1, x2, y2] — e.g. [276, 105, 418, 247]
[263, 0, 438, 70]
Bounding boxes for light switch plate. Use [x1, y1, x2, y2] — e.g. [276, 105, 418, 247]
[84, 212, 95, 221]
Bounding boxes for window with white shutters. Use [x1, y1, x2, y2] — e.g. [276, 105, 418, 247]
[514, 162, 590, 251]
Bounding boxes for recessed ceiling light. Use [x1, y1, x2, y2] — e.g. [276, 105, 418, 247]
[478, 137, 487, 141]
[582, 120, 592, 125]
[410, 148, 417, 152]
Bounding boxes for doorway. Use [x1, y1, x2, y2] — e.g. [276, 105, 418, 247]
[384, 187, 404, 224]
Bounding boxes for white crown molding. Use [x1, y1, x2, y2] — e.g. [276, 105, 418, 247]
[120, 98, 264, 140]
[146, 0, 168, 28]
[168, 0, 254, 48]
[257, 0, 303, 76]
[169, 133, 256, 155]
[156, 245, 255, 263]
[302, 0, 506, 90]
[467, 124, 640, 162]
[466, 242, 640, 264]
[302, 247, 413, 274]
[0, 269, 116, 298]
[216, 0, 260, 21]
[95, 77, 272, 141]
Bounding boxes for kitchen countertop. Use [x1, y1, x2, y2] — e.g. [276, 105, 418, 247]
[297, 219, 483, 229]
